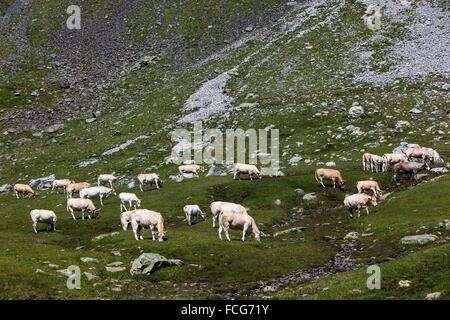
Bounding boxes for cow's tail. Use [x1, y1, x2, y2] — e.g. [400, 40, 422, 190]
[314, 169, 320, 184]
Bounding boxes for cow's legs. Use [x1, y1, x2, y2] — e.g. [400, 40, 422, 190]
[15, 191, 19, 199]
[139, 183, 144, 192]
[100, 195, 104, 206]
[319, 178, 326, 188]
[225, 228, 231, 241]
[69, 208, 76, 220]
[332, 178, 336, 189]
[33, 221, 38, 233]
[218, 225, 223, 240]
[242, 226, 248, 241]
[81, 209, 85, 220]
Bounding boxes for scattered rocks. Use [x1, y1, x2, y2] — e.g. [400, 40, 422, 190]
[245, 26, 254, 32]
[395, 120, 410, 130]
[409, 107, 422, 114]
[302, 193, 317, 201]
[431, 109, 448, 117]
[57, 78, 70, 89]
[78, 158, 98, 168]
[400, 234, 437, 245]
[289, 154, 303, 165]
[169, 175, 184, 182]
[0, 184, 12, 193]
[85, 118, 96, 124]
[295, 188, 305, 196]
[130, 253, 183, 275]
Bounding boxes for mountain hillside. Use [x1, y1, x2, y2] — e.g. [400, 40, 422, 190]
[0, 0, 449, 299]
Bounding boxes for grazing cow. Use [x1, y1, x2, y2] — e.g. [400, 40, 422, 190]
[67, 198, 100, 220]
[183, 205, 206, 225]
[80, 186, 115, 206]
[30, 209, 57, 233]
[314, 168, 346, 190]
[356, 180, 383, 198]
[66, 182, 91, 199]
[51, 179, 73, 193]
[382, 153, 407, 172]
[13, 184, 35, 199]
[98, 174, 118, 190]
[120, 210, 134, 231]
[371, 155, 385, 172]
[362, 153, 373, 172]
[343, 193, 377, 218]
[232, 163, 262, 180]
[178, 164, 202, 177]
[137, 173, 162, 192]
[131, 209, 165, 241]
[210, 201, 248, 228]
[392, 162, 430, 181]
[218, 211, 261, 242]
[405, 147, 433, 164]
[119, 192, 141, 212]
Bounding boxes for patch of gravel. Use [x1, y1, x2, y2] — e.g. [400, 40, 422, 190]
[354, 0, 450, 84]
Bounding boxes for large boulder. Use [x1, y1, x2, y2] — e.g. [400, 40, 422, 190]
[400, 234, 437, 245]
[392, 142, 444, 163]
[431, 167, 449, 174]
[29, 174, 55, 189]
[130, 253, 183, 275]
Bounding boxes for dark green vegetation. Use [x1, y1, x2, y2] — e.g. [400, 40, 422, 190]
[0, 0, 449, 299]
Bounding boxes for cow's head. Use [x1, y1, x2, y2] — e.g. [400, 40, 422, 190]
[93, 208, 101, 218]
[369, 196, 378, 206]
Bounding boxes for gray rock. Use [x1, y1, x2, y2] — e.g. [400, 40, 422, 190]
[400, 234, 437, 245]
[273, 227, 305, 237]
[430, 167, 448, 174]
[348, 105, 365, 118]
[425, 292, 441, 300]
[289, 154, 302, 165]
[395, 120, 410, 129]
[46, 124, 64, 134]
[446, 222, 450, 231]
[344, 231, 359, 240]
[245, 26, 254, 32]
[84, 272, 95, 281]
[302, 193, 317, 201]
[295, 188, 305, 196]
[409, 108, 422, 114]
[130, 253, 183, 275]
[0, 184, 12, 193]
[57, 78, 70, 89]
[107, 262, 123, 267]
[325, 161, 336, 167]
[169, 175, 184, 182]
[92, 232, 120, 242]
[431, 109, 448, 116]
[85, 118, 96, 124]
[206, 165, 228, 176]
[106, 266, 126, 273]
[80, 257, 99, 263]
[127, 181, 136, 189]
[29, 174, 55, 189]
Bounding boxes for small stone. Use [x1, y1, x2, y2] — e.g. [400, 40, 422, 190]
[398, 280, 411, 288]
[106, 266, 126, 273]
[344, 231, 359, 240]
[80, 257, 99, 263]
[295, 188, 305, 196]
[400, 234, 437, 245]
[85, 118, 96, 124]
[425, 292, 441, 300]
[302, 193, 317, 201]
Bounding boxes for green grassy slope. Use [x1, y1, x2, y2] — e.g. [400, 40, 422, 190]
[0, 0, 448, 299]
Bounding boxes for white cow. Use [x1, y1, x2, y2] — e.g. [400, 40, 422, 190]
[120, 210, 134, 231]
[119, 192, 141, 212]
[210, 201, 248, 227]
[131, 209, 165, 241]
[30, 210, 57, 233]
[51, 179, 73, 193]
[218, 211, 261, 242]
[80, 186, 115, 206]
[232, 163, 262, 180]
[137, 173, 162, 192]
[178, 164, 202, 177]
[343, 193, 377, 218]
[382, 153, 407, 172]
[183, 205, 206, 225]
[67, 198, 100, 220]
[98, 174, 118, 190]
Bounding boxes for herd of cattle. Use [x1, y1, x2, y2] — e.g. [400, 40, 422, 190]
[17, 146, 439, 241]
